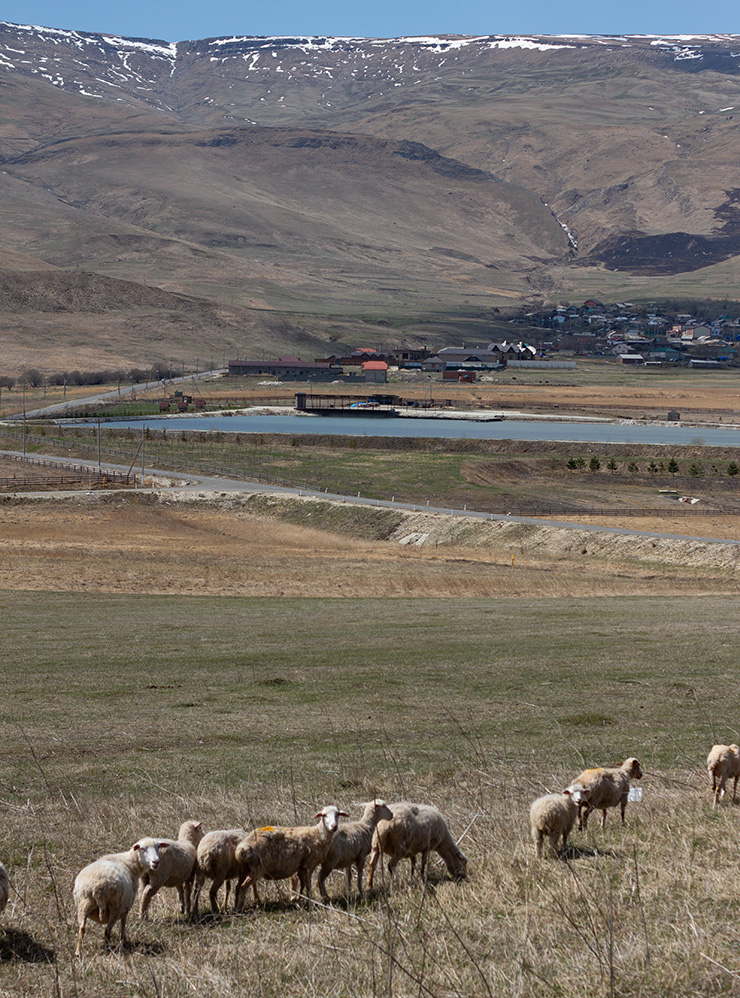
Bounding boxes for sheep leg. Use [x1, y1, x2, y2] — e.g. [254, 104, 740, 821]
[177, 884, 186, 915]
[224, 879, 232, 911]
[318, 867, 330, 904]
[419, 850, 429, 880]
[139, 884, 157, 919]
[346, 865, 353, 900]
[714, 775, 725, 806]
[299, 867, 313, 902]
[356, 858, 365, 899]
[548, 830, 560, 859]
[535, 831, 544, 859]
[191, 872, 205, 916]
[209, 877, 224, 913]
[103, 910, 117, 950]
[600, 809, 608, 830]
[367, 848, 381, 888]
[118, 912, 128, 950]
[560, 828, 569, 858]
[75, 916, 87, 958]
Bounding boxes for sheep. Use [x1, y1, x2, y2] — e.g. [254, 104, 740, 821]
[707, 744, 740, 807]
[529, 788, 587, 858]
[73, 839, 170, 956]
[367, 802, 468, 888]
[191, 828, 246, 915]
[234, 805, 348, 909]
[318, 799, 394, 903]
[0, 861, 9, 916]
[139, 820, 204, 919]
[565, 757, 643, 830]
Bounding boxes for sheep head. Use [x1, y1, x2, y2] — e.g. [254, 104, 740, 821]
[315, 806, 349, 833]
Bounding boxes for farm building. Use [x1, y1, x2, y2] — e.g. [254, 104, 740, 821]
[228, 356, 342, 380]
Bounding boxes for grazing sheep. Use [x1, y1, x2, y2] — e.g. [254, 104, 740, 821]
[529, 789, 586, 858]
[707, 744, 740, 807]
[367, 802, 468, 887]
[139, 820, 204, 919]
[566, 757, 643, 830]
[318, 799, 394, 903]
[73, 840, 170, 955]
[234, 805, 348, 909]
[0, 861, 9, 916]
[191, 828, 246, 915]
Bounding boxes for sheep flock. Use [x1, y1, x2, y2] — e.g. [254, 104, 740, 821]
[0, 747, 733, 955]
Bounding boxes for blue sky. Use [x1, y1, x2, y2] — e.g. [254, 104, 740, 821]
[1, 0, 739, 42]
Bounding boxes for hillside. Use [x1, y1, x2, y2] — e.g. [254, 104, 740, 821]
[2, 23, 740, 370]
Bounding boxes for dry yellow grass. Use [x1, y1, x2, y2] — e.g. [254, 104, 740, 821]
[1, 492, 739, 598]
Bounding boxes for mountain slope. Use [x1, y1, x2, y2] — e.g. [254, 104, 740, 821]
[3, 23, 740, 372]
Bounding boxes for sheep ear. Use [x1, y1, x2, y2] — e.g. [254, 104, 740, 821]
[159, 842, 170, 849]
[562, 789, 571, 796]
[194, 822, 203, 829]
[132, 842, 141, 851]
[338, 810, 350, 817]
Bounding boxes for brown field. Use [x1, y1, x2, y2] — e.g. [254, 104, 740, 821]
[190, 368, 740, 421]
[1, 491, 739, 598]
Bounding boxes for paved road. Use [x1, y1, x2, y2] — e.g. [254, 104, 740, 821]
[2, 448, 738, 547]
[5, 370, 225, 420]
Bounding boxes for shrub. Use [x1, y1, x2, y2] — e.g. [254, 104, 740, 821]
[728, 462, 739, 477]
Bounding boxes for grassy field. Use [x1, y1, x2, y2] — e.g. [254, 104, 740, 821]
[2, 371, 740, 995]
[2, 593, 740, 996]
[3, 419, 740, 514]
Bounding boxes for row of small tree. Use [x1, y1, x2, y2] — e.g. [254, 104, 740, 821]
[567, 456, 739, 476]
[0, 365, 184, 390]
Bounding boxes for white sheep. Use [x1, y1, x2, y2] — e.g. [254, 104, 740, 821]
[707, 743, 740, 807]
[191, 828, 247, 915]
[234, 805, 348, 909]
[565, 757, 643, 830]
[139, 820, 204, 919]
[73, 839, 170, 955]
[0, 861, 9, 916]
[318, 799, 393, 902]
[529, 789, 586, 858]
[367, 802, 468, 887]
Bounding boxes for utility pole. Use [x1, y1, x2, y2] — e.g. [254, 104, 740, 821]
[141, 424, 145, 486]
[22, 382, 26, 457]
[97, 417, 102, 473]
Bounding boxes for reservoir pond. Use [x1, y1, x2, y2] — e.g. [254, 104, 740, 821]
[100, 413, 740, 447]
